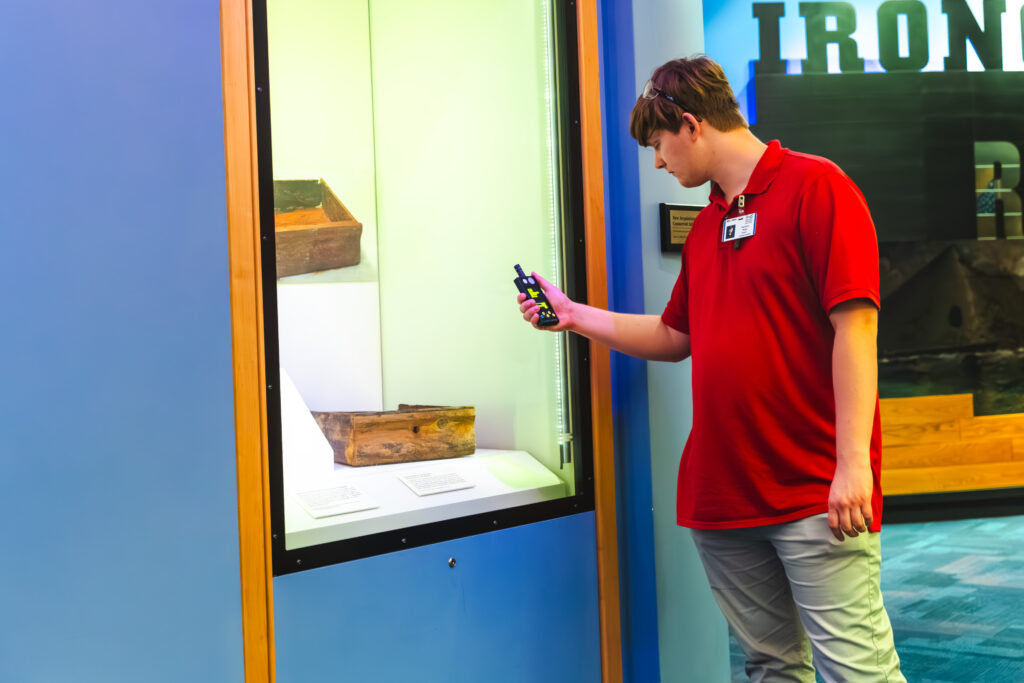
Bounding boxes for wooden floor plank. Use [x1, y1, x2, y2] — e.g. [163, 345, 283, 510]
[959, 414, 1024, 441]
[880, 394, 974, 426]
[883, 439, 1014, 469]
[882, 461, 1024, 496]
[882, 419, 961, 447]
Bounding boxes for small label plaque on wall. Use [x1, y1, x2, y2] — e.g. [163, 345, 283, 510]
[659, 203, 701, 252]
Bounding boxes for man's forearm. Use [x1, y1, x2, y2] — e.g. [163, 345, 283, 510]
[568, 301, 690, 362]
[831, 306, 878, 467]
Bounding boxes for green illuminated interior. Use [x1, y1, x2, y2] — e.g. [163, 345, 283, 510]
[266, 0, 575, 538]
[267, 0, 380, 283]
[367, 0, 571, 490]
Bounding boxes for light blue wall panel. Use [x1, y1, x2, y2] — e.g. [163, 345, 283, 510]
[629, 2, 732, 681]
[274, 512, 600, 683]
[0, 2, 244, 682]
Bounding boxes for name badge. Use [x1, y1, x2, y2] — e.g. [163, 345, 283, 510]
[722, 213, 756, 242]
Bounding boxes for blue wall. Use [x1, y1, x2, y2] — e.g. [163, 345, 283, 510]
[0, 1, 730, 681]
[0, 3, 244, 682]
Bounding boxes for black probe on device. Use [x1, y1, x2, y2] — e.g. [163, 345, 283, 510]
[514, 264, 560, 327]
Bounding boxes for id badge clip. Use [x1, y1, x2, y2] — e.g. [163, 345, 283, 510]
[723, 194, 756, 249]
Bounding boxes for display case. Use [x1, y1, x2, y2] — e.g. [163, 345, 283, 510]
[252, 0, 595, 574]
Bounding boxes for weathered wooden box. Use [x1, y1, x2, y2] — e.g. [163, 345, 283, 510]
[311, 405, 476, 467]
[273, 179, 361, 278]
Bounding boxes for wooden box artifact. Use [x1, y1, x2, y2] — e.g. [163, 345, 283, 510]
[311, 405, 476, 466]
[273, 179, 361, 277]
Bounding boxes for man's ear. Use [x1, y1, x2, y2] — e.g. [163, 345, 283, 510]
[681, 112, 699, 136]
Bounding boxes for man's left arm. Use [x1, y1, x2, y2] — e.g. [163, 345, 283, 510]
[828, 298, 878, 542]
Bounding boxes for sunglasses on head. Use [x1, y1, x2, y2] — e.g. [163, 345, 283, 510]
[641, 79, 702, 122]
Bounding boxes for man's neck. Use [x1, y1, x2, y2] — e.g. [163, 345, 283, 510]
[706, 128, 768, 204]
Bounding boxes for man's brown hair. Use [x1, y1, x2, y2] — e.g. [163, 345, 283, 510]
[629, 55, 747, 145]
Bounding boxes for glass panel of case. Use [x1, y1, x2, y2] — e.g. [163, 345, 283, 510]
[261, 0, 585, 560]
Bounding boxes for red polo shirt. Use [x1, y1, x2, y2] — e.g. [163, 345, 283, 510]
[662, 140, 883, 531]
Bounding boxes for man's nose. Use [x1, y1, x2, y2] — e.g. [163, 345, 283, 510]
[654, 151, 665, 169]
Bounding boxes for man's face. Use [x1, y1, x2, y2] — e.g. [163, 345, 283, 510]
[648, 125, 703, 187]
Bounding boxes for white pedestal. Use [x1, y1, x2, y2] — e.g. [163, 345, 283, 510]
[284, 449, 566, 549]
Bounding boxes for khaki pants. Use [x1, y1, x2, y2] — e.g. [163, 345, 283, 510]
[690, 513, 905, 683]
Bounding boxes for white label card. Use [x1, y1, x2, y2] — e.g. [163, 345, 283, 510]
[722, 213, 757, 242]
[399, 471, 475, 497]
[293, 484, 379, 519]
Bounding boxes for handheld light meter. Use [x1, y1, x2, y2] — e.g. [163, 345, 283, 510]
[514, 264, 559, 327]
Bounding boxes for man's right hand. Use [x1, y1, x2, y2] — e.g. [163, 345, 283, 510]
[517, 272, 575, 332]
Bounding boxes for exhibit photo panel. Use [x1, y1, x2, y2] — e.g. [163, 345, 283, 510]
[704, 0, 1024, 501]
[254, 0, 593, 572]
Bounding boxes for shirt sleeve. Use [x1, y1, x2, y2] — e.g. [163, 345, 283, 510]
[798, 171, 881, 313]
[661, 243, 690, 334]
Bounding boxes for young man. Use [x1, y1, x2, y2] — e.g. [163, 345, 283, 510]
[517, 55, 904, 682]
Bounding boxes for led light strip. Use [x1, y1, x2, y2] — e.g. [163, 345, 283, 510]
[540, 0, 569, 465]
